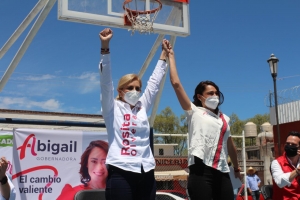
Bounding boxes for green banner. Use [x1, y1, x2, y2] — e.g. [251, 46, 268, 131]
[0, 135, 13, 147]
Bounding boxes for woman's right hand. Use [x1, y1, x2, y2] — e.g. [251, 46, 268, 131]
[99, 28, 113, 49]
[162, 39, 174, 57]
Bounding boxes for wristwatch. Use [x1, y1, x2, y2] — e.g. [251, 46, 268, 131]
[0, 175, 8, 185]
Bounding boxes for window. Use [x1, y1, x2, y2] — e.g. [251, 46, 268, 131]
[159, 148, 164, 155]
[247, 150, 260, 160]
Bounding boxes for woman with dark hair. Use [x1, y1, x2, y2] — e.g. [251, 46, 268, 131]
[57, 140, 108, 200]
[166, 41, 241, 200]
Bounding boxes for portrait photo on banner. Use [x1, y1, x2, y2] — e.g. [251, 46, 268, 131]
[12, 128, 108, 200]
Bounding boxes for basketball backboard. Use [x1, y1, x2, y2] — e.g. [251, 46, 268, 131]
[58, 0, 190, 36]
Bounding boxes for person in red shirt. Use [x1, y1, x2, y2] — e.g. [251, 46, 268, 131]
[271, 131, 300, 200]
[57, 140, 108, 200]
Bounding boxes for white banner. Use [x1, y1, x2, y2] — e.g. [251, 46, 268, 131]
[12, 128, 108, 200]
[0, 131, 13, 175]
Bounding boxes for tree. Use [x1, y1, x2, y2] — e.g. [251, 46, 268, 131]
[247, 114, 270, 133]
[229, 113, 244, 148]
[229, 113, 270, 147]
[153, 107, 188, 155]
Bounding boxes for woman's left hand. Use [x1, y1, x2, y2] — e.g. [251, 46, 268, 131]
[235, 171, 242, 179]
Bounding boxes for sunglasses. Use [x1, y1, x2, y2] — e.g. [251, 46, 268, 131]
[125, 86, 141, 92]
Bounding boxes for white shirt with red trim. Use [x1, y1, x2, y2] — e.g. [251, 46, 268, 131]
[99, 54, 167, 173]
[185, 103, 231, 173]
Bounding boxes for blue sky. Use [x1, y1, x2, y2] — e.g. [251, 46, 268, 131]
[0, 0, 300, 121]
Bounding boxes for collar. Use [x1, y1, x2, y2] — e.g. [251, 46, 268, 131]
[197, 106, 221, 118]
[117, 99, 141, 110]
[285, 152, 300, 168]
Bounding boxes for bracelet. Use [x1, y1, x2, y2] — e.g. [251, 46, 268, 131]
[160, 58, 166, 62]
[101, 48, 110, 54]
[101, 48, 109, 52]
[0, 175, 7, 185]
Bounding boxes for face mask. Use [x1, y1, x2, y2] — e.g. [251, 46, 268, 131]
[202, 96, 219, 110]
[123, 90, 140, 106]
[284, 144, 299, 157]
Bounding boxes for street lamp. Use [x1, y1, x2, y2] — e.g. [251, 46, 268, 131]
[267, 54, 280, 155]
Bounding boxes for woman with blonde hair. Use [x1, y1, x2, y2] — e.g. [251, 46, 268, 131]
[98, 28, 169, 200]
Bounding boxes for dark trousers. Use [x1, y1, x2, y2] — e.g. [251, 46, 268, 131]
[187, 157, 234, 200]
[105, 165, 156, 200]
[252, 190, 260, 200]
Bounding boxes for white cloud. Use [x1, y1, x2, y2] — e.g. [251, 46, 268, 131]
[14, 74, 56, 81]
[70, 72, 98, 81]
[69, 72, 99, 94]
[0, 97, 63, 112]
[6, 71, 99, 99]
[24, 74, 56, 81]
[31, 99, 62, 111]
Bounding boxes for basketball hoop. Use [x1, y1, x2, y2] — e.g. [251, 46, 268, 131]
[123, 0, 162, 34]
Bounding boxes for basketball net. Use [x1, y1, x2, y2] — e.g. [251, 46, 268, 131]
[123, 0, 162, 34]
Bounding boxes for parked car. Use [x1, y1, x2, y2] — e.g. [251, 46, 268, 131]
[157, 190, 188, 199]
[156, 191, 185, 200]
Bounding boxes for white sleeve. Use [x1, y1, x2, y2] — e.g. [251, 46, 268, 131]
[99, 54, 114, 118]
[271, 159, 292, 188]
[139, 60, 167, 112]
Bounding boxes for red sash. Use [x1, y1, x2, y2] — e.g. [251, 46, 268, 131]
[212, 113, 228, 169]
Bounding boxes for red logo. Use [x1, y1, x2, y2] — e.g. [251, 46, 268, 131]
[17, 134, 37, 160]
[6, 161, 12, 175]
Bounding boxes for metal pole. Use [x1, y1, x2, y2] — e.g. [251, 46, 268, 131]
[265, 131, 267, 156]
[0, 0, 57, 92]
[0, 0, 48, 59]
[273, 75, 281, 155]
[138, 7, 180, 78]
[148, 36, 176, 127]
[242, 130, 248, 200]
[138, 34, 165, 78]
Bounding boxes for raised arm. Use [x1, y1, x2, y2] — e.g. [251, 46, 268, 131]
[140, 40, 168, 112]
[166, 40, 191, 110]
[0, 157, 10, 200]
[98, 28, 114, 117]
[99, 28, 113, 54]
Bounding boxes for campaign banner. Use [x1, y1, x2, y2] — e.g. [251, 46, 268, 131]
[12, 128, 108, 200]
[0, 131, 13, 175]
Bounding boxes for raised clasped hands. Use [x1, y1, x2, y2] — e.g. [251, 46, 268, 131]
[161, 39, 174, 57]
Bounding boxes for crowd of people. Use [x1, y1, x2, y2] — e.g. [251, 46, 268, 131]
[2, 28, 300, 200]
